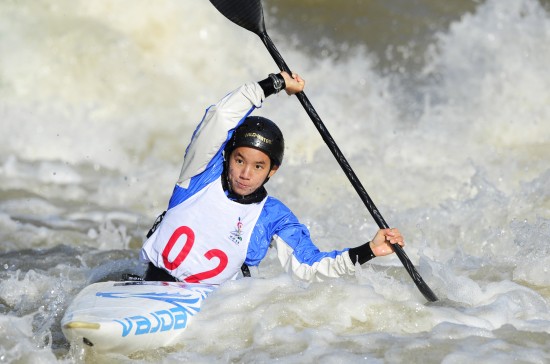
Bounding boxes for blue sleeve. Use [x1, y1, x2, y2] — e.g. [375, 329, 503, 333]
[245, 197, 351, 269]
[168, 152, 225, 209]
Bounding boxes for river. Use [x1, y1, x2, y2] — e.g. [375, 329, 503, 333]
[1, 0, 549, 362]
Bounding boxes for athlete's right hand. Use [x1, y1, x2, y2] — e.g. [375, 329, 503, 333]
[281, 71, 305, 95]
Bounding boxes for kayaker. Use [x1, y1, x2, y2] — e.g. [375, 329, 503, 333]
[140, 71, 405, 283]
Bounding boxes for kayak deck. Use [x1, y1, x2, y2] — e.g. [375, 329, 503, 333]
[62, 281, 216, 354]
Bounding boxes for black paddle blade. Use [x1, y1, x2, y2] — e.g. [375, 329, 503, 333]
[209, 0, 265, 35]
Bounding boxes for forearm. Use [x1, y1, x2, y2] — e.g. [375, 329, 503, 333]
[177, 82, 266, 186]
[273, 235, 357, 282]
[177, 74, 289, 186]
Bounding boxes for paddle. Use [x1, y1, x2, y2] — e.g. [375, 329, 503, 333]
[209, 0, 438, 302]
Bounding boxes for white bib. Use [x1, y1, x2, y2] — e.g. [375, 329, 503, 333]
[141, 177, 266, 284]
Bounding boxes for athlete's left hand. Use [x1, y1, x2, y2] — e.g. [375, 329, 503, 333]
[370, 228, 405, 257]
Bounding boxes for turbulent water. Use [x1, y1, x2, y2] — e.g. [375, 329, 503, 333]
[1, 0, 549, 362]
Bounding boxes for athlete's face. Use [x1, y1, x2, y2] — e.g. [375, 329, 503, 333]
[227, 147, 278, 196]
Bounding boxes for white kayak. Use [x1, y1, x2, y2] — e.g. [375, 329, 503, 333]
[61, 280, 217, 355]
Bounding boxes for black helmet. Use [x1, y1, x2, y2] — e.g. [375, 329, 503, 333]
[225, 116, 284, 167]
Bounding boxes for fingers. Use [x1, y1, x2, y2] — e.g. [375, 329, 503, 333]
[281, 71, 298, 79]
[280, 71, 292, 83]
[291, 72, 303, 83]
[370, 228, 406, 258]
[280, 71, 305, 95]
[384, 228, 405, 247]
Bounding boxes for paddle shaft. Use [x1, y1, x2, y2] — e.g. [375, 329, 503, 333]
[261, 32, 437, 301]
[262, 34, 389, 233]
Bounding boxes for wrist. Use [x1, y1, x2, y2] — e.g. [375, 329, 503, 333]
[269, 73, 285, 93]
[258, 73, 286, 97]
[348, 241, 376, 265]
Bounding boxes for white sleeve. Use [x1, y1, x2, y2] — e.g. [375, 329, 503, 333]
[177, 82, 266, 187]
[273, 235, 357, 282]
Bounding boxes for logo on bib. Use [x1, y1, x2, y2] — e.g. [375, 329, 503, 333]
[229, 217, 244, 245]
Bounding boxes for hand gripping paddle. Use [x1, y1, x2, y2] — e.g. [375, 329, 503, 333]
[209, 0, 438, 302]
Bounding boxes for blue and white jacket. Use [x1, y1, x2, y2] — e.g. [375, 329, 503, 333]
[142, 82, 357, 282]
